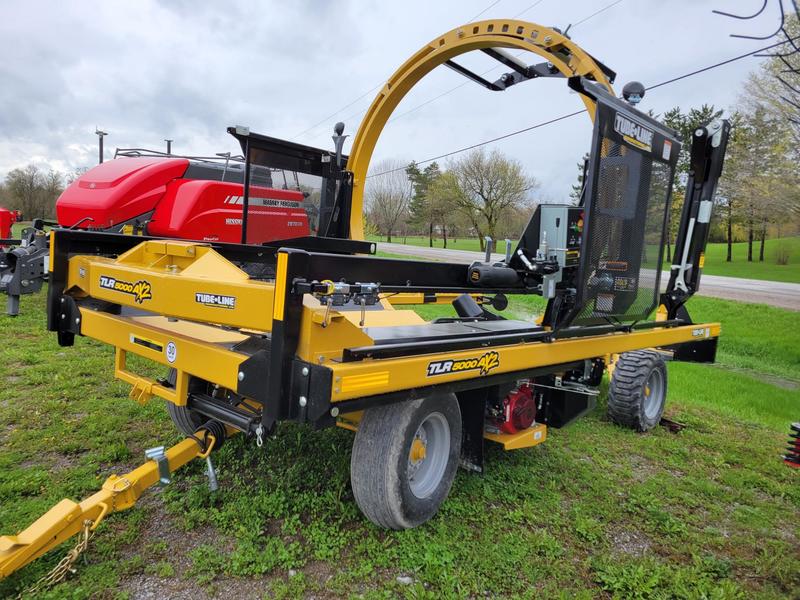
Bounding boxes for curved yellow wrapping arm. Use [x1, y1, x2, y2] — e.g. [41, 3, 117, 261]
[346, 19, 615, 240]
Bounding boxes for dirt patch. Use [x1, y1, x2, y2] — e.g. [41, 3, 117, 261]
[125, 573, 275, 600]
[628, 454, 659, 482]
[304, 559, 337, 587]
[610, 529, 652, 557]
[117, 494, 231, 573]
[19, 451, 81, 470]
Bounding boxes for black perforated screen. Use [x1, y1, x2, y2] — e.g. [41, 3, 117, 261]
[567, 95, 680, 327]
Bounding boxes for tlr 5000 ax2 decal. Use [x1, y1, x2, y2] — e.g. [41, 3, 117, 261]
[427, 351, 500, 377]
[98, 276, 152, 304]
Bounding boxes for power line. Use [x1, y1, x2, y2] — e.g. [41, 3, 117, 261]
[290, 84, 383, 140]
[305, 0, 626, 142]
[368, 36, 797, 178]
[468, 0, 503, 22]
[646, 34, 800, 92]
[380, 110, 586, 174]
[572, 0, 625, 26]
[290, 0, 505, 140]
[513, 0, 547, 19]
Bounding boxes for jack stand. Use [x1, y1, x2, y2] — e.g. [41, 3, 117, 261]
[205, 456, 219, 492]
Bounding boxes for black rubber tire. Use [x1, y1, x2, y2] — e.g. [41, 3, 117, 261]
[350, 393, 461, 530]
[164, 369, 207, 436]
[608, 350, 668, 432]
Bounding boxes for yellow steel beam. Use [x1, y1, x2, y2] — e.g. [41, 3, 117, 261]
[485, 423, 548, 450]
[78, 309, 250, 404]
[0, 432, 221, 581]
[328, 324, 720, 401]
[346, 19, 614, 239]
[67, 240, 276, 331]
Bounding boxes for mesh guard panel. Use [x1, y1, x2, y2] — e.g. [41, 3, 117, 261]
[566, 91, 680, 327]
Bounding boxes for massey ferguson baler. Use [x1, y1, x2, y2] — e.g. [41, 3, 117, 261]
[0, 19, 730, 591]
[0, 152, 315, 314]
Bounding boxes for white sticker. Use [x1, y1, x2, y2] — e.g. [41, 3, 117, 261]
[697, 200, 713, 224]
[662, 139, 672, 161]
[166, 341, 177, 363]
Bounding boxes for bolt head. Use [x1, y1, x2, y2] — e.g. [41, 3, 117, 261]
[75, 317, 80, 324]
[238, 371, 245, 382]
[299, 396, 307, 407]
[302, 367, 309, 377]
[330, 407, 340, 417]
[61, 313, 66, 319]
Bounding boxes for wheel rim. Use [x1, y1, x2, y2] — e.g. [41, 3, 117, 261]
[642, 368, 664, 420]
[407, 411, 450, 499]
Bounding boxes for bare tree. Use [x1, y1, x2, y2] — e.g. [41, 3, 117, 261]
[365, 159, 411, 243]
[4, 165, 65, 219]
[435, 148, 536, 250]
[41, 170, 65, 213]
[5, 165, 43, 219]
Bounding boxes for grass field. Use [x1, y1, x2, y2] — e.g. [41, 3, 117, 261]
[370, 235, 800, 283]
[0, 291, 798, 599]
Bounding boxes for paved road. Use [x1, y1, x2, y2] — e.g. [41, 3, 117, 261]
[378, 242, 800, 310]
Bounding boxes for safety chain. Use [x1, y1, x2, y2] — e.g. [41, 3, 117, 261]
[17, 520, 94, 599]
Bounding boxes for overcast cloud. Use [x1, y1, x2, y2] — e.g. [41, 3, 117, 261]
[0, 0, 781, 199]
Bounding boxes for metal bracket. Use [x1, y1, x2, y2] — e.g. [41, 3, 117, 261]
[144, 446, 171, 486]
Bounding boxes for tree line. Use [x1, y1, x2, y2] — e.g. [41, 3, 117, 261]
[366, 149, 537, 251]
[0, 164, 72, 220]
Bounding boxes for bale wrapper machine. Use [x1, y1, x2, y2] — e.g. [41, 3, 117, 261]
[0, 19, 729, 580]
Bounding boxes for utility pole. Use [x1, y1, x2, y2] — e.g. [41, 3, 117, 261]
[165, 139, 173, 155]
[95, 128, 108, 164]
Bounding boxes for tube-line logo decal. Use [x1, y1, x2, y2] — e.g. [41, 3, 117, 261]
[99, 275, 152, 304]
[426, 351, 500, 377]
[613, 113, 654, 152]
[195, 292, 236, 309]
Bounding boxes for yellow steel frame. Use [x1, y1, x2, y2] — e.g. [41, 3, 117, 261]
[346, 19, 614, 239]
[51, 242, 722, 410]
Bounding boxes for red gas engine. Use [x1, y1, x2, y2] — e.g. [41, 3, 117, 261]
[487, 382, 538, 434]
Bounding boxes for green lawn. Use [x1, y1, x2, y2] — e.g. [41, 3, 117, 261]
[370, 235, 800, 283]
[0, 291, 798, 599]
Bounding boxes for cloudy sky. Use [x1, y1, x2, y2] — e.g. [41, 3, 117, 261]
[0, 0, 784, 200]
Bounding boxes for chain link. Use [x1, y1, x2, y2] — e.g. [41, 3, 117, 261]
[17, 520, 94, 599]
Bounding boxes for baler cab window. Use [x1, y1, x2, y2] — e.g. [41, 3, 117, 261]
[227, 126, 351, 245]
